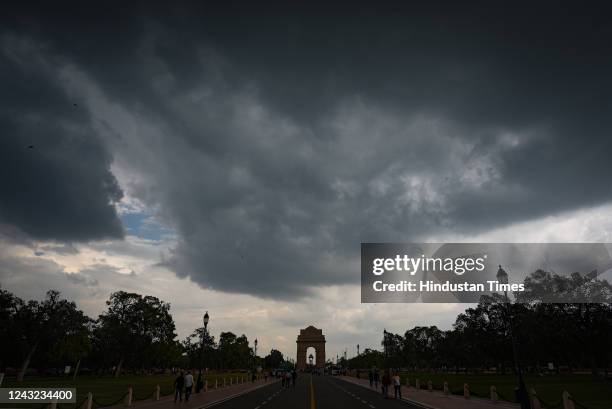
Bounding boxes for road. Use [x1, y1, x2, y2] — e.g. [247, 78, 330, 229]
[206, 375, 420, 409]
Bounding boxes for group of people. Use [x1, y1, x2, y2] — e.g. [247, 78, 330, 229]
[280, 369, 298, 388]
[173, 369, 269, 403]
[368, 369, 402, 399]
[173, 370, 195, 403]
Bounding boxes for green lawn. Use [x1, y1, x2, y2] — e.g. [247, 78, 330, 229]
[1, 372, 248, 409]
[385, 372, 611, 409]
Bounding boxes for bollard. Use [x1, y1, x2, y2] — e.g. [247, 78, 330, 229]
[428, 380, 433, 392]
[205, 380, 208, 392]
[155, 384, 160, 401]
[86, 392, 93, 409]
[530, 388, 541, 409]
[0, 373, 4, 387]
[562, 391, 575, 409]
[223, 377, 226, 387]
[490, 386, 498, 403]
[463, 383, 470, 399]
[415, 379, 420, 391]
[126, 386, 133, 407]
[215, 379, 218, 389]
[230, 377, 233, 386]
[444, 382, 449, 396]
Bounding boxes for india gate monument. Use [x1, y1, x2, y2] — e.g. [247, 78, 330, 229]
[296, 325, 326, 370]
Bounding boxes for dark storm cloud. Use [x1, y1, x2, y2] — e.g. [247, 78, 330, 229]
[0, 36, 124, 241]
[3, 3, 612, 297]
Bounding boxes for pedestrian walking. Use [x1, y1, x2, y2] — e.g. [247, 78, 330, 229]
[174, 371, 184, 403]
[381, 371, 390, 399]
[393, 372, 401, 399]
[373, 370, 379, 389]
[291, 369, 297, 387]
[368, 369, 374, 387]
[184, 371, 194, 402]
[285, 371, 291, 388]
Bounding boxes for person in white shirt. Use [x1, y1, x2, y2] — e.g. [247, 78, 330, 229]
[184, 371, 194, 402]
[392, 372, 401, 399]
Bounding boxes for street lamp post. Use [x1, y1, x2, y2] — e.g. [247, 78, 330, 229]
[198, 311, 210, 393]
[253, 338, 257, 379]
[497, 266, 530, 409]
[383, 329, 389, 369]
[357, 344, 360, 356]
[383, 329, 388, 355]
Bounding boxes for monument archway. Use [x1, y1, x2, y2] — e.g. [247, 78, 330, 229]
[296, 325, 326, 371]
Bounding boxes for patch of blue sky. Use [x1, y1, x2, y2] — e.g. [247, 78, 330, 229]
[120, 212, 174, 241]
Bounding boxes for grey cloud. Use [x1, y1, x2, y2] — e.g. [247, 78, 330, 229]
[0, 254, 99, 301]
[3, 4, 612, 297]
[0, 36, 124, 242]
[39, 243, 79, 255]
[65, 272, 99, 288]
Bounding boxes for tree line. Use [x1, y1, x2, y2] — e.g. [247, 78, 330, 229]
[348, 270, 612, 377]
[0, 289, 286, 380]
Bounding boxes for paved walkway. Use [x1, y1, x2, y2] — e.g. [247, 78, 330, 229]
[339, 376, 520, 409]
[103, 378, 279, 409]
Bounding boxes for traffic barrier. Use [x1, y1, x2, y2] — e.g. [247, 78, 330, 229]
[85, 392, 92, 409]
[562, 390, 575, 409]
[126, 387, 133, 407]
[530, 388, 541, 409]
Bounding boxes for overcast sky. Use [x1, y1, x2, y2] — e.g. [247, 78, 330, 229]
[2, 3, 612, 361]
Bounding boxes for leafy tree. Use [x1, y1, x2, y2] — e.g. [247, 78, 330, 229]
[15, 290, 89, 381]
[264, 349, 284, 369]
[0, 287, 24, 371]
[93, 291, 177, 377]
[47, 322, 92, 379]
[347, 270, 612, 376]
[182, 326, 217, 370]
[218, 332, 252, 369]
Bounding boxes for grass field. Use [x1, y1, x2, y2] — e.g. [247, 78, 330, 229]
[1, 372, 249, 409]
[374, 372, 611, 409]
